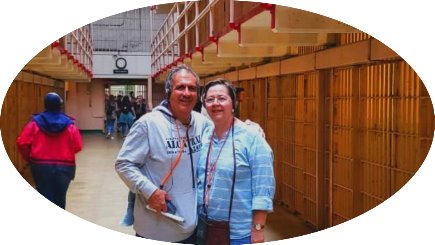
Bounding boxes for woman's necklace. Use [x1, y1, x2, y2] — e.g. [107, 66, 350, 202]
[204, 126, 231, 208]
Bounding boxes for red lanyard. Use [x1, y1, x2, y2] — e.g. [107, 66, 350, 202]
[160, 122, 186, 189]
[204, 129, 230, 207]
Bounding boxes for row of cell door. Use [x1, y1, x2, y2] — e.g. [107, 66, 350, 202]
[236, 61, 433, 230]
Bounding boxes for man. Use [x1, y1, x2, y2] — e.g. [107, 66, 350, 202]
[115, 65, 211, 243]
[133, 94, 147, 121]
[16, 92, 83, 209]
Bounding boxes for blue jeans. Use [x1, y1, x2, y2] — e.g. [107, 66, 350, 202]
[120, 191, 135, 226]
[231, 236, 251, 245]
[106, 119, 115, 134]
[120, 123, 128, 137]
[30, 163, 75, 209]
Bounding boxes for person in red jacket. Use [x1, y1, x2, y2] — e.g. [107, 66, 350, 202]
[16, 92, 83, 209]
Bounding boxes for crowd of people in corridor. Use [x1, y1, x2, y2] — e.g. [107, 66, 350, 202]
[104, 92, 148, 139]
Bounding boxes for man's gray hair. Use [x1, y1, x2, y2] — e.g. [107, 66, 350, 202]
[164, 65, 200, 98]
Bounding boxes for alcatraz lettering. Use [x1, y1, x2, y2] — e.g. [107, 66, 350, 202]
[166, 135, 202, 154]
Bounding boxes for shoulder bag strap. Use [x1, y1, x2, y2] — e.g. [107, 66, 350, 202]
[228, 118, 236, 221]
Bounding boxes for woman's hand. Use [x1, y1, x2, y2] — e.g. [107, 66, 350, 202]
[251, 228, 265, 243]
[252, 210, 268, 243]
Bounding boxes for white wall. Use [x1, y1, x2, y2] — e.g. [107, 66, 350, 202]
[92, 51, 151, 79]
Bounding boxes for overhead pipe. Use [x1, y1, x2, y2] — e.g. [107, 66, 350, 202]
[195, 1, 200, 49]
[150, 6, 155, 75]
[184, 2, 189, 60]
[208, 0, 217, 43]
[228, 0, 239, 31]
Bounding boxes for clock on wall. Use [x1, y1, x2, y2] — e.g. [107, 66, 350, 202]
[114, 57, 128, 74]
[115, 57, 127, 69]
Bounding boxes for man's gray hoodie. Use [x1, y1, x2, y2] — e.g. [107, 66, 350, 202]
[115, 101, 210, 242]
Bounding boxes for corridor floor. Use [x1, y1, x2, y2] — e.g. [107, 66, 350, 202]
[66, 133, 315, 243]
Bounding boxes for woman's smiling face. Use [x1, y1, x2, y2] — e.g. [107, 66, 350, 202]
[204, 84, 234, 123]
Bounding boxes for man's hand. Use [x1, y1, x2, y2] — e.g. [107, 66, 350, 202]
[244, 119, 265, 138]
[148, 189, 170, 214]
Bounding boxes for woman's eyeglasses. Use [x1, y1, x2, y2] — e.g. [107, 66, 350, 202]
[204, 96, 230, 105]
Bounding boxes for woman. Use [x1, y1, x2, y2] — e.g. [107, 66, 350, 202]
[118, 95, 136, 137]
[197, 79, 275, 244]
[105, 94, 117, 139]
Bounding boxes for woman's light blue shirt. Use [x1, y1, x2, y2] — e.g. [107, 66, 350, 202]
[197, 121, 275, 239]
